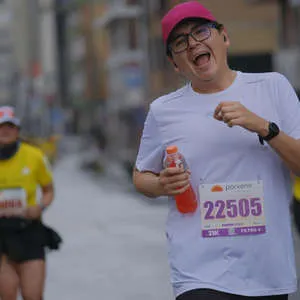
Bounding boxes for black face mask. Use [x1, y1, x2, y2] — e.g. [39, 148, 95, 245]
[0, 141, 20, 160]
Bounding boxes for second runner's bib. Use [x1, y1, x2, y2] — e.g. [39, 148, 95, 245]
[0, 188, 27, 215]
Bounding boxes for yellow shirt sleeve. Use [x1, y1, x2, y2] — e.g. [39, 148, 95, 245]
[36, 153, 53, 187]
[294, 177, 300, 200]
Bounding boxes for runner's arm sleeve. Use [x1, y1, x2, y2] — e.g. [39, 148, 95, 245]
[135, 108, 164, 174]
[36, 153, 53, 187]
[275, 73, 300, 140]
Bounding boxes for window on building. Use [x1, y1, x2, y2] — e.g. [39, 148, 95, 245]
[148, 0, 168, 15]
[110, 20, 126, 51]
[127, 0, 138, 5]
[149, 37, 165, 71]
[109, 19, 140, 51]
[128, 19, 138, 49]
[159, 0, 168, 12]
[110, 0, 125, 6]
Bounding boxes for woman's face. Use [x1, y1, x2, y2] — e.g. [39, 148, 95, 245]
[0, 123, 19, 145]
[169, 21, 230, 84]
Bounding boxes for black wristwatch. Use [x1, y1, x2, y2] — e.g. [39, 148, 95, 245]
[258, 122, 280, 145]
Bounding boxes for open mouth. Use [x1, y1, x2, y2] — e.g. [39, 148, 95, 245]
[193, 53, 211, 67]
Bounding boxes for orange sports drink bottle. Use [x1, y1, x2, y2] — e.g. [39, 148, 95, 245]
[165, 146, 197, 213]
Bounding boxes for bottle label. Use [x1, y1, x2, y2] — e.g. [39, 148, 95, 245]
[164, 153, 187, 170]
[199, 180, 266, 238]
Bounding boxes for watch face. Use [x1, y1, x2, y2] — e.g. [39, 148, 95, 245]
[269, 122, 280, 134]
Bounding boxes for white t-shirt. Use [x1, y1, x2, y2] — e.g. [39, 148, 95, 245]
[135, 72, 300, 297]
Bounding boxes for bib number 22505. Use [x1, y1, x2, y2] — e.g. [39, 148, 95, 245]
[199, 181, 266, 238]
[204, 197, 262, 220]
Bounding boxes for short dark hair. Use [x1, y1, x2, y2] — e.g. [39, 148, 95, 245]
[166, 19, 224, 57]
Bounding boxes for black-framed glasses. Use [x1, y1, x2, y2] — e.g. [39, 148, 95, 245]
[168, 23, 220, 54]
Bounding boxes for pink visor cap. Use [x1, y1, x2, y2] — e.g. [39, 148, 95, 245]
[161, 1, 217, 44]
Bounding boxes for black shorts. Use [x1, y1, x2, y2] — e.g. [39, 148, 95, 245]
[0, 217, 62, 263]
[176, 289, 288, 300]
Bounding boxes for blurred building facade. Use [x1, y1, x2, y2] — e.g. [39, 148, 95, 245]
[93, 0, 146, 164]
[242, 0, 300, 93]
[55, 0, 147, 166]
[2, 0, 298, 173]
[272, 0, 300, 93]
[0, 0, 14, 104]
[52, 0, 300, 173]
[9, 0, 61, 137]
[55, 0, 109, 134]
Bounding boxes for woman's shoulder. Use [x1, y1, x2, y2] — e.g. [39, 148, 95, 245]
[19, 141, 45, 159]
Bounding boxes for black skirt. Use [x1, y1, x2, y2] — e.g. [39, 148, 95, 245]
[0, 217, 62, 263]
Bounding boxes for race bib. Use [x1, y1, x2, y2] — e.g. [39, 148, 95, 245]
[199, 180, 266, 238]
[0, 188, 27, 214]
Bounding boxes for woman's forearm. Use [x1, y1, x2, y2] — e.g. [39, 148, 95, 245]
[40, 183, 54, 208]
[133, 169, 164, 198]
[268, 133, 300, 176]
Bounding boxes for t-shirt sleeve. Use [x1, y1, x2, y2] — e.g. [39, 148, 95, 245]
[275, 73, 300, 139]
[135, 108, 164, 174]
[36, 153, 53, 187]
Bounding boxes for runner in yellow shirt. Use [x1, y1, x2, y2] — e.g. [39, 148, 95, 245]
[294, 177, 300, 200]
[293, 176, 300, 234]
[0, 106, 62, 300]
